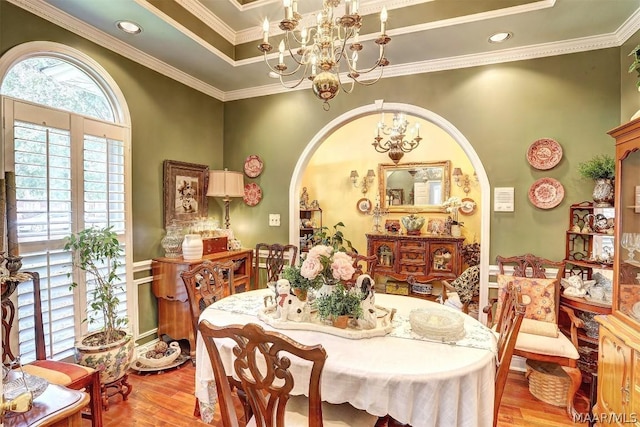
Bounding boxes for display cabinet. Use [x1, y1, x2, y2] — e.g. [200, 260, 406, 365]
[299, 208, 322, 252]
[366, 233, 464, 299]
[594, 118, 640, 425]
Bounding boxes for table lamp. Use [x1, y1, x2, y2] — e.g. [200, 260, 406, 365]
[206, 169, 244, 229]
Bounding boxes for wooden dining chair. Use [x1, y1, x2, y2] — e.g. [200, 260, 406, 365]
[485, 254, 583, 418]
[15, 272, 103, 427]
[198, 321, 379, 427]
[494, 283, 526, 427]
[254, 243, 298, 289]
[345, 252, 377, 286]
[180, 260, 240, 417]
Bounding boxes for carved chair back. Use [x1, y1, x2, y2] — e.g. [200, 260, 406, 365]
[496, 253, 564, 321]
[345, 252, 378, 286]
[254, 243, 298, 288]
[181, 260, 235, 340]
[199, 321, 327, 427]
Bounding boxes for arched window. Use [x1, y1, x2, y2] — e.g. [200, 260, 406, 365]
[1, 42, 133, 362]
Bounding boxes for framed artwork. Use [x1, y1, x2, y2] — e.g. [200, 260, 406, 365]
[163, 160, 209, 227]
[357, 198, 372, 213]
[387, 188, 404, 206]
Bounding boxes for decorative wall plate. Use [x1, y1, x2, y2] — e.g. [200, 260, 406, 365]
[243, 155, 263, 178]
[527, 138, 563, 170]
[459, 197, 476, 216]
[357, 198, 372, 213]
[243, 183, 262, 206]
[528, 177, 564, 209]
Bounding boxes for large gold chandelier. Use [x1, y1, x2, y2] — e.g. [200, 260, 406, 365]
[259, 0, 391, 109]
[373, 113, 422, 164]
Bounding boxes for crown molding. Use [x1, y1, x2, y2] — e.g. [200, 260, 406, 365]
[224, 32, 621, 101]
[8, 0, 225, 100]
[8, 0, 640, 104]
[235, 0, 554, 44]
[175, 0, 237, 44]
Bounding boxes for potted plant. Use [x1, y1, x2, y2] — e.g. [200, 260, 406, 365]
[64, 226, 135, 385]
[311, 222, 354, 252]
[577, 154, 615, 207]
[281, 262, 321, 301]
[315, 284, 363, 328]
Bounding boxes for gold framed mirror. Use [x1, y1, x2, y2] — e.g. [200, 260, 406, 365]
[378, 161, 451, 212]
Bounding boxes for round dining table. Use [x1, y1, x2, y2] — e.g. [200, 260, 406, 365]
[194, 288, 497, 427]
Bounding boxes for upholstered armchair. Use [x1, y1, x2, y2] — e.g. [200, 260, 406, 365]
[484, 254, 584, 418]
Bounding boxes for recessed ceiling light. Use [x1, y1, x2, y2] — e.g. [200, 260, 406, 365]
[116, 21, 142, 35]
[488, 32, 512, 43]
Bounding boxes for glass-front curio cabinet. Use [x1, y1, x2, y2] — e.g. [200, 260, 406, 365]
[595, 118, 640, 425]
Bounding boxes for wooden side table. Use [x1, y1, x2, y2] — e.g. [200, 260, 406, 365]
[4, 384, 89, 427]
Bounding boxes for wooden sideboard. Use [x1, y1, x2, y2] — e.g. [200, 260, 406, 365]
[366, 233, 464, 297]
[151, 248, 253, 357]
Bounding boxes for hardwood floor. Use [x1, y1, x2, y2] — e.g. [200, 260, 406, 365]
[96, 362, 590, 426]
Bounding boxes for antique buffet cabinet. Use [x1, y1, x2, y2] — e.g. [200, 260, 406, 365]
[595, 118, 640, 425]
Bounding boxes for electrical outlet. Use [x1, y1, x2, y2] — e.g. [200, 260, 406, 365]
[269, 214, 281, 226]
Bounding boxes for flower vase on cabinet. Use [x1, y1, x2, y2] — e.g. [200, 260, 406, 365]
[451, 224, 462, 238]
[182, 234, 203, 260]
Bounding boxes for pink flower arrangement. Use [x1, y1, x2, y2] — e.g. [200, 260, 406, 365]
[300, 244, 355, 284]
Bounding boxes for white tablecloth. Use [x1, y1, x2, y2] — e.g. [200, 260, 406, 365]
[195, 289, 497, 427]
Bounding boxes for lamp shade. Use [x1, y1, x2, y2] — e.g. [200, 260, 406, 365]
[207, 170, 244, 198]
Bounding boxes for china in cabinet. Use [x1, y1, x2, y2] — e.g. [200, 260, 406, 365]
[594, 118, 640, 425]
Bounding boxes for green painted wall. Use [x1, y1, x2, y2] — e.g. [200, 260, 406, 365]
[224, 49, 621, 263]
[0, 2, 225, 263]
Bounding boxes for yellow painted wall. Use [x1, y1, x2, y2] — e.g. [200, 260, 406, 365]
[301, 114, 480, 254]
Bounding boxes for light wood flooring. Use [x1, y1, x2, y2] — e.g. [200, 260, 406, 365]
[95, 362, 590, 426]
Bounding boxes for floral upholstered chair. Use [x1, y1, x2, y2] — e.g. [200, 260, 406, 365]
[484, 254, 584, 418]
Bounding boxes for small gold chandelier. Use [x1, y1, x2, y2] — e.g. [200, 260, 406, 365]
[373, 113, 422, 164]
[259, 0, 391, 109]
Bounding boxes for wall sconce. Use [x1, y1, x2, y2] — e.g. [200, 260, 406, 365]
[452, 168, 478, 195]
[206, 168, 244, 229]
[350, 169, 376, 194]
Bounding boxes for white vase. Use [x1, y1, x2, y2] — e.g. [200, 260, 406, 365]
[451, 224, 462, 238]
[182, 234, 203, 260]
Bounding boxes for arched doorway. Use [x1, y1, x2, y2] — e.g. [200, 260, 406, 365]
[289, 102, 491, 323]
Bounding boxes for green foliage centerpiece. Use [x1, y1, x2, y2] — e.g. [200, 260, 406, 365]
[315, 284, 363, 328]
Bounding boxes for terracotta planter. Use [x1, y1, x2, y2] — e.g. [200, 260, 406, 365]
[75, 330, 134, 385]
[293, 288, 308, 301]
[332, 315, 349, 329]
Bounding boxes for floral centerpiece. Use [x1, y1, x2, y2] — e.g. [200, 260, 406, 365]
[281, 262, 321, 300]
[301, 245, 356, 295]
[442, 197, 464, 226]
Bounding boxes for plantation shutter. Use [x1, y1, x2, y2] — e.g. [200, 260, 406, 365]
[3, 97, 131, 362]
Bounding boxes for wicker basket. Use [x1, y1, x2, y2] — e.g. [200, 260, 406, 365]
[525, 360, 570, 407]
